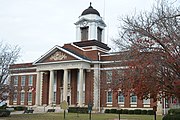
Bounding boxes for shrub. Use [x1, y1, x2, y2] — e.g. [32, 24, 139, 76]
[0, 109, 10, 117]
[147, 110, 154, 115]
[168, 108, 180, 115]
[163, 114, 180, 120]
[80, 107, 88, 113]
[0, 103, 7, 109]
[116, 109, 122, 114]
[141, 110, 147, 115]
[104, 109, 110, 113]
[128, 110, 134, 114]
[134, 109, 141, 114]
[110, 109, 117, 113]
[14, 106, 27, 111]
[68, 107, 77, 113]
[122, 109, 128, 114]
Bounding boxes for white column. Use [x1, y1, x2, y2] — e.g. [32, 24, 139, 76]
[76, 25, 81, 41]
[157, 101, 163, 115]
[78, 68, 84, 107]
[39, 72, 43, 105]
[35, 71, 42, 106]
[89, 22, 97, 40]
[63, 69, 68, 101]
[49, 70, 54, 105]
[93, 64, 99, 109]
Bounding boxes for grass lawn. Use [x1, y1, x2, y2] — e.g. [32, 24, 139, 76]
[0, 113, 162, 120]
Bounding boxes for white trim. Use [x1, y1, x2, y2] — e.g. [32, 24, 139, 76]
[35, 59, 91, 66]
[144, 105, 150, 107]
[11, 72, 37, 76]
[101, 50, 128, 56]
[71, 43, 109, 53]
[90, 66, 128, 70]
[71, 43, 84, 51]
[106, 104, 112, 107]
[131, 104, 137, 107]
[33, 45, 90, 65]
[10, 67, 36, 71]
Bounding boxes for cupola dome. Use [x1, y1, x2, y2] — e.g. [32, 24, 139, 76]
[81, 2, 100, 16]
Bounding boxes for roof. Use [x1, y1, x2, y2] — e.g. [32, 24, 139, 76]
[73, 40, 111, 51]
[81, 2, 100, 16]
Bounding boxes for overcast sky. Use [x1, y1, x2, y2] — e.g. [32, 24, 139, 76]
[0, 0, 158, 63]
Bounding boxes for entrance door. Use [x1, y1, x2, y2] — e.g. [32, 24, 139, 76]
[67, 96, 70, 105]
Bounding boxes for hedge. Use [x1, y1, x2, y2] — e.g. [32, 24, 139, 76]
[141, 110, 147, 115]
[116, 109, 122, 114]
[0, 109, 11, 117]
[134, 109, 141, 114]
[163, 114, 180, 120]
[68, 107, 88, 114]
[147, 110, 154, 115]
[162, 108, 180, 120]
[0, 103, 7, 109]
[104, 109, 110, 113]
[128, 110, 134, 114]
[122, 109, 128, 114]
[110, 109, 117, 113]
[14, 106, 27, 111]
[168, 108, 180, 115]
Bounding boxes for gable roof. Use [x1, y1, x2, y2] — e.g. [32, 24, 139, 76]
[33, 45, 90, 65]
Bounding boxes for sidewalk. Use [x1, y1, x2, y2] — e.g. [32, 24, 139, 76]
[10, 111, 44, 115]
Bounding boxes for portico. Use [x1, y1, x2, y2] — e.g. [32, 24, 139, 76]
[35, 61, 90, 107]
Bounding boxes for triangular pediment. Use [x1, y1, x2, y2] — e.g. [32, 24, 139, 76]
[33, 45, 85, 64]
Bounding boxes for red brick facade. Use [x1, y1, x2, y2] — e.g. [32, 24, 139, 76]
[8, 41, 155, 110]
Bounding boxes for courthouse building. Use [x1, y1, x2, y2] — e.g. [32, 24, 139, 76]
[9, 3, 161, 112]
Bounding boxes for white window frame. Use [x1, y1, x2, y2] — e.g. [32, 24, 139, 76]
[107, 91, 112, 103]
[118, 92, 124, 104]
[53, 92, 56, 103]
[13, 76, 18, 86]
[21, 92, 25, 102]
[28, 75, 33, 86]
[130, 93, 137, 104]
[106, 70, 112, 83]
[143, 98, 150, 104]
[13, 92, 17, 102]
[28, 92, 32, 102]
[21, 76, 26, 86]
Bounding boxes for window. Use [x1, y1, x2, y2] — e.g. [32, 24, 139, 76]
[77, 91, 79, 103]
[130, 93, 137, 104]
[97, 27, 102, 41]
[53, 92, 56, 102]
[118, 92, 124, 103]
[107, 91, 112, 103]
[106, 71, 112, 83]
[68, 71, 71, 85]
[28, 92, 32, 102]
[83, 91, 85, 103]
[21, 92, 25, 102]
[13, 76, 18, 86]
[21, 76, 26, 86]
[28, 75, 33, 86]
[13, 92, 17, 102]
[117, 70, 125, 80]
[143, 99, 150, 104]
[81, 27, 88, 40]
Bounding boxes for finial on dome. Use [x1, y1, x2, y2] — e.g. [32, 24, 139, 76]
[89, 2, 93, 8]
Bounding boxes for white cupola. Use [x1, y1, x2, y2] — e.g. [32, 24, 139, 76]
[75, 3, 106, 43]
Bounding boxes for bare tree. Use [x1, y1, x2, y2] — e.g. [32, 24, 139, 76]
[0, 41, 20, 102]
[113, 0, 180, 101]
